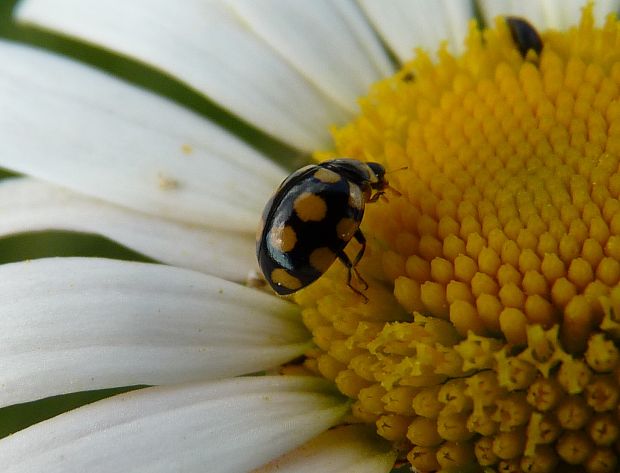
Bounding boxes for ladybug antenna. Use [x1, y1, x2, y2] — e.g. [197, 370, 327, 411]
[383, 166, 407, 198]
[375, 183, 402, 203]
[389, 184, 402, 196]
[385, 165, 408, 175]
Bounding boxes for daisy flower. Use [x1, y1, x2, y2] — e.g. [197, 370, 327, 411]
[1, 1, 620, 472]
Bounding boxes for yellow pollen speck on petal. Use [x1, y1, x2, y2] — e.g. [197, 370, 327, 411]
[293, 6, 620, 472]
[157, 172, 179, 190]
[294, 192, 327, 222]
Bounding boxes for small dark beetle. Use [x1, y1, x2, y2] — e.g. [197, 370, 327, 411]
[506, 16, 543, 58]
[256, 159, 389, 299]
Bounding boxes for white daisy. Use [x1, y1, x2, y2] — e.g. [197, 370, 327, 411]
[1, 1, 620, 472]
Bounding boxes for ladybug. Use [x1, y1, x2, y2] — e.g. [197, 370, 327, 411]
[256, 158, 390, 299]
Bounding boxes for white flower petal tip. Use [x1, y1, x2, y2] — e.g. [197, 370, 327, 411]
[479, 0, 620, 31]
[15, 0, 353, 151]
[252, 424, 397, 473]
[0, 38, 285, 231]
[359, 0, 474, 61]
[0, 257, 311, 408]
[0, 178, 257, 279]
[0, 376, 349, 473]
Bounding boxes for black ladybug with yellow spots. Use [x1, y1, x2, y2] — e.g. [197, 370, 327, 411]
[256, 158, 388, 298]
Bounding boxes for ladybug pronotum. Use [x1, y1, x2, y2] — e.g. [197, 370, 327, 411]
[256, 158, 389, 299]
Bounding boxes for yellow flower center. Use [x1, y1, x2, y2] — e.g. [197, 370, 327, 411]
[294, 7, 620, 473]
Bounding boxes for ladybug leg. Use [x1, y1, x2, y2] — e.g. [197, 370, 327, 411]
[351, 230, 369, 290]
[369, 184, 401, 204]
[368, 190, 385, 203]
[336, 249, 369, 304]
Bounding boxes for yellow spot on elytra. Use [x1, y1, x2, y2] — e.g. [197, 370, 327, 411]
[294, 192, 327, 222]
[270, 268, 301, 290]
[336, 217, 358, 241]
[309, 247, 336, 272]
[181, 143, 193, 155]
[269, 225, 297, 252]
[348, 184, 364, 210]
[314, 167, 341, 183]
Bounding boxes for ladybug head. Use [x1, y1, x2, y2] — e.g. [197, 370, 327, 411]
[366, 162, 387, 189]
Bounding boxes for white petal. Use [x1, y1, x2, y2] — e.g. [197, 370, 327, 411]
[0, 39, 285, 232]
[479, 0, 619, 30]
[0, 376, 348, 473]
[253, 424, 397, 473]
[0, 178, 257, 280]
[227, 0, 393, 113]
[359, 0, 474, 61]
[16, 0, 350, 151]
[478, 0, 545, 28]
[0, 258, 310, 408]
[541, 0, 620, 27]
